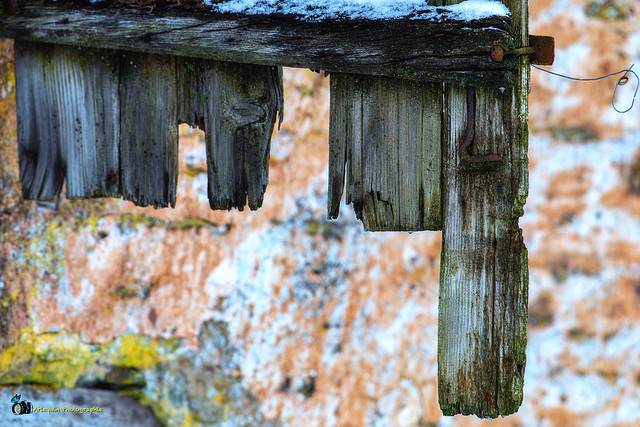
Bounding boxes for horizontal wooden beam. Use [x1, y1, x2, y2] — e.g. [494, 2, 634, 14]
[0, 1, 518, 87]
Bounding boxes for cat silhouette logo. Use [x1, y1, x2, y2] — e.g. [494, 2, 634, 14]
[11, 393, 32, 415]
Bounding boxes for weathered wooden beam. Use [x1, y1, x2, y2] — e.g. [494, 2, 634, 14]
[177, 58, 283, 211]
[120, 51, 178, 208]
[329, 73, 442, 231]
[0, 1, 518, 87]
[437, 0, 529, 418]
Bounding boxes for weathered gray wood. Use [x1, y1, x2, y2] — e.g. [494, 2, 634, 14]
[14, 40, 64, 200]
[0, 1, 518, 88]
[327, 74, 348, 220]
[344, 75, 364, 221]
[120, 51, 178, 208]
[437, 0, 529, 417]
[177, 58, 207, 132]
[328, 74, 441, 231]
[178, 58, 283, 211]
[49, 44, 121, 198]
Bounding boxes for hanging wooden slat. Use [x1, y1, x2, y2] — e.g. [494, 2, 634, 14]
[328, 74, 442, 231]
[119, 51, 178, 208]
[14, 41, 64, 200]
[177, 58, 283, 211]
[327, 74, 349, 220]
[344, 74, 364, 222]
[437, 0, 529, 418]
[49, 44, 121, 198]
[14, 41, 282, 210]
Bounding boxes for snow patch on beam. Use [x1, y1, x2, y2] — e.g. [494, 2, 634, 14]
[204, 0, 510, 22]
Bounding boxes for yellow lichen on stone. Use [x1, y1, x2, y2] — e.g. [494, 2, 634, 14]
[0, 327, 98, 388]
[0, 326, 181, 387]
[104, 334, 178, 371]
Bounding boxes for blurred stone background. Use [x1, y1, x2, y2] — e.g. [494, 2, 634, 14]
[1, 0, 639, 425]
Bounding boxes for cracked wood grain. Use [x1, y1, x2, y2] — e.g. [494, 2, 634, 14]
[49, 44, 121, 198]
[14, 41, 64, 200]
[15, 41, 121, 200]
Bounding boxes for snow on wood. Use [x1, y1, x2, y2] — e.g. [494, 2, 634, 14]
[205, 0, 510, 22]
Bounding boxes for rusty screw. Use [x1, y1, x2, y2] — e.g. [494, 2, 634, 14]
[490, 45, 504, 63]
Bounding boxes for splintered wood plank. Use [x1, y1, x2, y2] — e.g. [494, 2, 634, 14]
[120, 52, 178, 208]
[344, 74, 364, 217]
[49, 44, 120, 198]
[177, 57, 207, 131]
[328, 73, 441, 231]
[362, 76, 398, 230]
[14, 40, 64, 200]
[327, 74, 348, 219]
[438, 0, 529, 418]
[177, 58, 283, 211]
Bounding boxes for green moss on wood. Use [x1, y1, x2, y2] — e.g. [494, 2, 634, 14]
[387, 67, 418, 81]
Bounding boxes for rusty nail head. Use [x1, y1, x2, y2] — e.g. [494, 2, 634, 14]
[490, 45, 504, 63]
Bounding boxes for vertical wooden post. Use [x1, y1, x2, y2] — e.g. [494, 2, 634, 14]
[120, 52, 178, 208]
[177, 58, 283, 211]
[438, 0, 529, 417]
[328, 74, 442, 231]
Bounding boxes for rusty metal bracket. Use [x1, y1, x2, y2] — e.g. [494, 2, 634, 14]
[490, 35, 555, 66]
[460, 87, 502, 164]
[525, 35, 555, 65]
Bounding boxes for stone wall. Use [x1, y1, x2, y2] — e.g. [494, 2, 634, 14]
[1, 0, 639, 425]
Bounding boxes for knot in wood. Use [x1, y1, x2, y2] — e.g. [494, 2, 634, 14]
[223, 102, 266, 127]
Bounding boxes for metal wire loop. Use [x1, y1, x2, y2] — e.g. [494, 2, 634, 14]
[532, 64, 639, 114]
